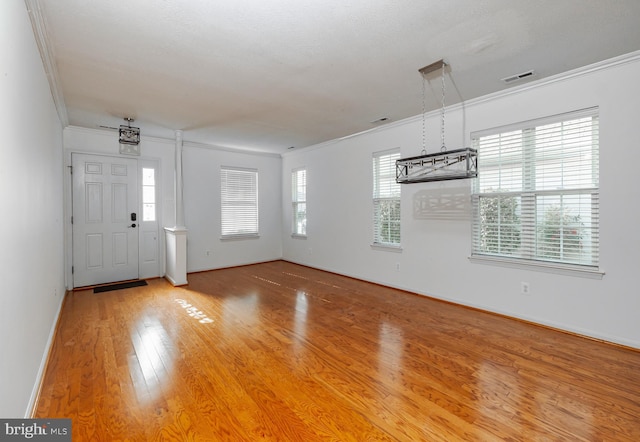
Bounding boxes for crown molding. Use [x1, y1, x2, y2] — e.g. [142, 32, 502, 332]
[461, 49, 640, 111]
[65, 125, 281, 158]
[24, 0, 68, 126]
[283, 50, 640, 158]
[183, 140, 282, 158]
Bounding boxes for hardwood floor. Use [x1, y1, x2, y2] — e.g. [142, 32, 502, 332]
[35, 261, 640, 441]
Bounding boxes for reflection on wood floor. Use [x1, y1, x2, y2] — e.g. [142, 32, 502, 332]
[35, 261, 640, 441]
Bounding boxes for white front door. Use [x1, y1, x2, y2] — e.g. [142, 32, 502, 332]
[72, 153, 139, 287]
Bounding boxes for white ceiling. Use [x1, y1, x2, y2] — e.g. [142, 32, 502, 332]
[36, 0, 640, 154]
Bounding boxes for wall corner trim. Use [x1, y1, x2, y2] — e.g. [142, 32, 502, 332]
[24, 0, 69, 127]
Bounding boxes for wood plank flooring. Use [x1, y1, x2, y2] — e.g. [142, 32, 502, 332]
[34, 261, 640, 441]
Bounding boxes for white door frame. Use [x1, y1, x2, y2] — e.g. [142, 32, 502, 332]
[64, 150, 162, 289]
[138, 158, 162, 281]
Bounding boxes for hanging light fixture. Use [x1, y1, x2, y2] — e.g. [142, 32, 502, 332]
[119, 117, 141, 155]
[396, 60, 477, 184]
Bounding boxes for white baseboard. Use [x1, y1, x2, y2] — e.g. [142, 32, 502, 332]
[165, 274, 188, 286]
[282, 259, 640, 350]
[24, 292, 66, 418]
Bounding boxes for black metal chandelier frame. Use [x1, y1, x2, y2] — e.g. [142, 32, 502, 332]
[396, 60, 478, 184]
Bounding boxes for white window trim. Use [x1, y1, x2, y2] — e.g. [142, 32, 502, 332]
[370, 243, 403, 253]
[468, 255, 604, 279]
[372, 148, 401, 249]
[220, 166, 259, 240]
[220, 233, 260, 241]
[470, 107, 601, 274]
[471, 107, 599, 139]
[291, 167, 307, 238]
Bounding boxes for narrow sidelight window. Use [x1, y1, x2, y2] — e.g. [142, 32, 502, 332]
[142, 167, 156, 221]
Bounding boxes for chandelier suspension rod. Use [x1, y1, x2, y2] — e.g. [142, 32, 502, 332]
[440, 60, 446, 152]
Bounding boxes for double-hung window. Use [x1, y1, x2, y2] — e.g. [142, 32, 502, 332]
[220, 167, 259, 238]
[373, 149, 401, 247]
[292, 168, 307, 236]
[471, 108, 599, 270]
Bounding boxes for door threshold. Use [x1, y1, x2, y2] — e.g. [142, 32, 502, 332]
[74, 278, 147, 292]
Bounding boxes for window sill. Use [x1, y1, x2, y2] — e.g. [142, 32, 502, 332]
[291, 234, 307, 239]
[220, 234, 260, 241]
[468, 255, 604, 279]
[370, 243, 403, 253]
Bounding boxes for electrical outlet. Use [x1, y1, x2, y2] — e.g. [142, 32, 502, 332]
[521, 282, 531, 295]
[205, 250, 211, 256]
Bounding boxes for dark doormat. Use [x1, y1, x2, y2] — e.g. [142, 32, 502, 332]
[94, 280, 148, 293]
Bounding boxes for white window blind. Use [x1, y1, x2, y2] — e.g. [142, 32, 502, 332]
[220, 167, 258, 238]
[292, 168, 307, 236]
[471, 109, 599, 268]
[373, 149, 401, 246]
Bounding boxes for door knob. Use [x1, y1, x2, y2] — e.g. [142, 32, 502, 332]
[129, 223, 137, 228]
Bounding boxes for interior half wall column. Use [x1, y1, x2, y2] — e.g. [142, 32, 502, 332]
[175, 129, 185, 228]
[164, 129, 188, 286]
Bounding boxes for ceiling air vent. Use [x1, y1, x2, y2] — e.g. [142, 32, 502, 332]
[501, 69, 536, 84]
[370, 117, 390, 125]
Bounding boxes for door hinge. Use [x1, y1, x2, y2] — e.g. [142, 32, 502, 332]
[68, 165, 73, 174]
[71, 216, 73, 224]
[72, 266, 74, 274]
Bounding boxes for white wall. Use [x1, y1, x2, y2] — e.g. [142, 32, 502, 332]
[0, 1, 65, 417]
[183, 145, 283, 271]
[6, 0, 637, 416]
[282, 54, 640, 349]
[64, 131, 284, 276]
[64, 128, 178, 228]
[63, 127, 178, 283]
